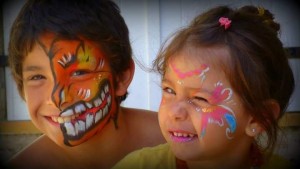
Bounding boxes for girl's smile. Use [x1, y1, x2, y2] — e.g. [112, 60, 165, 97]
[158, 46, 252, 162]
[169, 130, 198, 143]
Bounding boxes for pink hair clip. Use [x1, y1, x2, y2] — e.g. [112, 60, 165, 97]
[219, 17, 231, 30]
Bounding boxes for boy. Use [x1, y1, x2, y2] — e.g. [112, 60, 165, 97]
[6, 0, 164, 168]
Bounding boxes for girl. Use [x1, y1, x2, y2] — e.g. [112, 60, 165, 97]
[113, 5, 295, 169]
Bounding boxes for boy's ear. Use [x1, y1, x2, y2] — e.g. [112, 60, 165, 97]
[245, 99, 280, 137]
[115, 59, 135, 96]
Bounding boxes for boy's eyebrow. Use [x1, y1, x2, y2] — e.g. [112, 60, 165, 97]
[23, 65, 43, 72]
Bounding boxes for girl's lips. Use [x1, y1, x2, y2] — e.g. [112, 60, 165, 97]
[169, 130, 198, 143]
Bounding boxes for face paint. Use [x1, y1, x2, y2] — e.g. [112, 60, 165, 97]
[170, 60, 209, 80]
[189, 82, 236, 139]
[42, 37, 116, 146]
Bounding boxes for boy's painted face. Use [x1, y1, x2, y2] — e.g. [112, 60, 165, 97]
[22, 35, 117, 146]
[159, 47, 251, 161]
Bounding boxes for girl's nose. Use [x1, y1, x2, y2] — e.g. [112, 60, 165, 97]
[169, 100, 189, 121]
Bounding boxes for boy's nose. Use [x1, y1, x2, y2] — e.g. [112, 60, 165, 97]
[51, 86, 73, 111]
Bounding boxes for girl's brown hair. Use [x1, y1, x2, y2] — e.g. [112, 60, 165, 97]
[153, 5, 295, 153]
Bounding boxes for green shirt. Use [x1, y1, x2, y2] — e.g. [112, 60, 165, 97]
[113, 143, 292, 169]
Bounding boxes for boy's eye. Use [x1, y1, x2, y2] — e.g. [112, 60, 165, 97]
[71, 70, 89, 76]
[29, 74, 45, 80]
[163, 87, 176, 95]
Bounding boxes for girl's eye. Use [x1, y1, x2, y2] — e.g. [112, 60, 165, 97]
[163, 87, 176, 95]
[194, 96, 208, 103]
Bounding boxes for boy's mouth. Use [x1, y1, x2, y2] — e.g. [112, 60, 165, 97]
[50, 81, 112, 139]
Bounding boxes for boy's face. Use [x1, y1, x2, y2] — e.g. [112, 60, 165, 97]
[159, 47, 252, 161]
[22, 34, 117, 146]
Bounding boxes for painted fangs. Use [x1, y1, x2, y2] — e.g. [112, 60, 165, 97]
[57, 83, 112, 137]
[94, 98, 102, 107]
[61, 109, 73, 117]
[86, 102, 93, 109]
[65, 105, 110, 136]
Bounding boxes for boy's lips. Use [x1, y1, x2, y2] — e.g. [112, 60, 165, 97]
[169, 130, 198, 143]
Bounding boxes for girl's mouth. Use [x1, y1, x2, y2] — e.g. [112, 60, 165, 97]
[169, 131, 198, 143]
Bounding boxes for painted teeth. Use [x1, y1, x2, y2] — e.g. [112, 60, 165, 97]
[172, 132, 195, 138]
[60, 83, 110, 118]
[63, 106, 109, 136]
[53, 83, 111, 137]
[75, 104, 86, 114]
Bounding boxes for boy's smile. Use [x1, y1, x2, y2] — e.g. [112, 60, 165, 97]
[22, 34, 118, 146]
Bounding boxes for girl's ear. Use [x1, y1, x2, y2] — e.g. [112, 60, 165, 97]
[115, 59, 135, 97]
[245, 117, 263, 137]
[245, 99, 280, 137]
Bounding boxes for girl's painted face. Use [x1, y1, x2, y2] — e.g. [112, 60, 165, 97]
[23, 34, 117, 146]
[158, 47, 251, 161]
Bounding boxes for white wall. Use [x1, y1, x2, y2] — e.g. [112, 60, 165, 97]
[3, 0, 300, 120]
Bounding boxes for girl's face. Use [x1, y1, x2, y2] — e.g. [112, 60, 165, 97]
[159, 47, 253, 163]
[22, 34, 118, 146]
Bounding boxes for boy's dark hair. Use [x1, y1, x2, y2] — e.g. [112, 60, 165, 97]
[154, 5, 295, 153]
[9, 0, 132, 101]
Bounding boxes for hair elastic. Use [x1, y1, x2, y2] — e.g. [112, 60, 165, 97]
[219, 17, 231, 30]
[257, 6, 265, 16]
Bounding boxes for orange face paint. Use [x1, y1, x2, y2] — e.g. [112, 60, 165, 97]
[43, 36, 117, 146]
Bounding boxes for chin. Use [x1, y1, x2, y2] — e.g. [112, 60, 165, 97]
[62, 114, 111, 146]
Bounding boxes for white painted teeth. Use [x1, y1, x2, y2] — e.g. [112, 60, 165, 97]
[86, 102, 93, 109]
[172, 132, 195, 138]
[95, 110, 102, 123]
[94, 98, 102, 107]
[75, 121, 85, 134]
[57, 83, 111, 137]
[75, 104, 86, 114]
[108, 95, 111, 105]
[61, 109, 73, 117]
[65, 122, 76, 136]
[101, 91, 105, 100]
[86, 113, 94, 129]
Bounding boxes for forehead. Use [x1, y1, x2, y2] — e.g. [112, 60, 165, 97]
[167, 45, 230, 71]
[38, 33, 101, 53]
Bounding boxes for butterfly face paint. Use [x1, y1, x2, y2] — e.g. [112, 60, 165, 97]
[41, 36, 116, 146]
[188, 82, 236, 139]
[160, 57, 237, 142]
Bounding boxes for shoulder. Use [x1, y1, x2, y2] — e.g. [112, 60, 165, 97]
[6, 135, 70, 169]
[113, 144, 176, 169]
[121, 107, 165, 145]
[123, 107, 158, 121]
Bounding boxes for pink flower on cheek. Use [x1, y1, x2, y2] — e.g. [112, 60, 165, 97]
[209, 82, 232, 104]
[198, 82, 236, 139]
